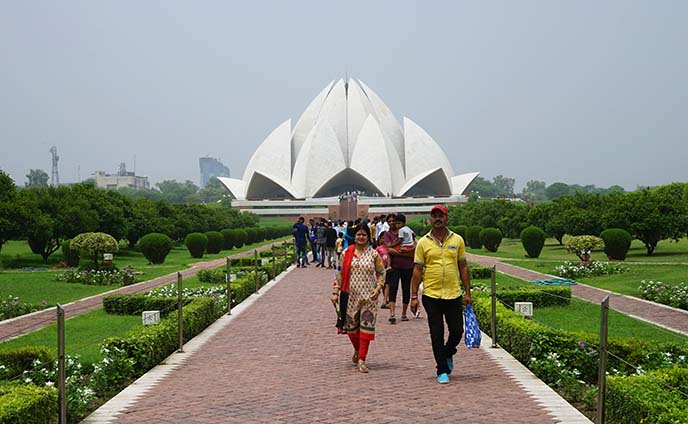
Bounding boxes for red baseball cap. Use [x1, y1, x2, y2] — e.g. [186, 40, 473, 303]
[430, 205, 448, 215]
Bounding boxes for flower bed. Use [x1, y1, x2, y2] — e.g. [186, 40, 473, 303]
[0, 295, 48, 321]
[553, 261, 629, 279]
[639, 280, 688, 310]
[54, 266, 137, 286]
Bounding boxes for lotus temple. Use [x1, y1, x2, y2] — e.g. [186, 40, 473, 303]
[218, 78, 479, 218]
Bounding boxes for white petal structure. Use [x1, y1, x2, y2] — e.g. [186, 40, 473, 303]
[220, 79, 479, 200]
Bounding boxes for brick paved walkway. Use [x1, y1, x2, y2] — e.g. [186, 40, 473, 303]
[467, 253, 688, 336]
[0, 242, 286, 342]
[86, 266, 589, 423]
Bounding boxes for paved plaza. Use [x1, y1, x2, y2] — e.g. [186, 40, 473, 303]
[84, 265, 590, 423]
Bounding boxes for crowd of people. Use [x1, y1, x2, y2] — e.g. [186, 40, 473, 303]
[292, 207, 473, 384]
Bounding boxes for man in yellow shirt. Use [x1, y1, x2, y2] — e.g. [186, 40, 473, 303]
[410, 205, 472, 384]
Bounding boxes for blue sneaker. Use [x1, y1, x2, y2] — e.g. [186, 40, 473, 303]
[437, 373, 450, 384]
[447, 357, 454, 374]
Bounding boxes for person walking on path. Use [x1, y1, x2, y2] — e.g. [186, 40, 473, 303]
[331, 224, 386, 373]
[315, 220, 327, 268]
[292, 216, 309, 267]
[384, 213, 415, 324]
[410, 205, 472, 384]
[324, 221, 338, 269]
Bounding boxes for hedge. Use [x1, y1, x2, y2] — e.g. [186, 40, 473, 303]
[197, 269, 226, 284]
[102, 297, 223, 376]
[221, 229, 235, 250]
[496, 286, 571, 308]
[606, 367, 688, 424]
[470, 266, 493, 280]
[0, 346, 53, 383]
[479, 227, 503, 252]
[600, 228, 632, 261]
[520, 226, 545, 258]
[471, 293, 688, 387]
[234, 229, 248, 248]
[0, 384, 57, 424]
[102, 294, 190, 316]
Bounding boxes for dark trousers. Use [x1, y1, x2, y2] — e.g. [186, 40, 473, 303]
[386, 268, 413, 305]
[295, 243, 308, 266]
[422, 295, 463, 376]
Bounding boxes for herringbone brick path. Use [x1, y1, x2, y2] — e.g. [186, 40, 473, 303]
[467, 253, 688, 335]
[107, 266, 560, 423]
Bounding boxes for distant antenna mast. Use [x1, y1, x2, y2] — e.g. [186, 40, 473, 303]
[50, 146, 60, 186]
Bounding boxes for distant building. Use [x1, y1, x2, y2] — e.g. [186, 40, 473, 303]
[94, 162, 150, 190]
[199, 157, 230, 188]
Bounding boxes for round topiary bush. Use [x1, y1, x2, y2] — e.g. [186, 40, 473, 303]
[466, 225, 483, 249]
[245, 228, 258, 245]
[520, 226, 546, 258]
[61, 239, 80, 267]
[221, 229, 235, 250]
[184, 232, 208, 258]
[451, 225, 468, 241]
[234, 229, 248, 248]
[480, 227, 503, 252]
[600, 228, 632, 260]
[70, 232, 119, 269]
[256, 227, 267, 242]
[205, 231, 224, 254]
[137, 233, 173, 264]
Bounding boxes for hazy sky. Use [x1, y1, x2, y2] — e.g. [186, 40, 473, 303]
[1, 1, 686, 192]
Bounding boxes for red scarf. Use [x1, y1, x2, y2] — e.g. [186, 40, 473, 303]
[340, 245, 356, 293]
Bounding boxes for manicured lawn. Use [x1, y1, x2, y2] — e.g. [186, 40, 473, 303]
[467, 238, 688, 263]
[504, 261, 688, 296]
[533, 301, 687, 346]
[257, 217, 292, 227]
[0, 308, 142, 365]
[0, 237, 291, 308]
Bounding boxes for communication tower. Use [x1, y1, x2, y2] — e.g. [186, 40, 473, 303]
[50, 146, 60, 186]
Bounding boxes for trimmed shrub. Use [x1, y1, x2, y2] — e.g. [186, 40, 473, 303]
[61, 239, 80, 267]
[234, 229, 248, 248]
[197, 269, 226, 284]
[102, 294, 187, 316]
[600, 228, 632, 260]
[480, 227, 503, 252]
[256, 227, 267, 242]
[564, 235, 604, 260]
[470, 266, 493, 280]
[137, 233, 173, 264]
[453, 225, 467, 240]
[497, 287, 571, 308]
[70, 232, 119, 269]
[466, 225, 483, 249]
[221, 229, 235, 250]
[184, 232, 208, 258]
[607, 368, 688, 424]
[204, 231, 224, 254]
[520, 226, 545, 258]
[102, 297, 222, 376]
[0, 346, 53, 381]
[0, 384, 57, 424]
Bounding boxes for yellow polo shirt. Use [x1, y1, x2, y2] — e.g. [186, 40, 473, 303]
[414, 229, 466, 299]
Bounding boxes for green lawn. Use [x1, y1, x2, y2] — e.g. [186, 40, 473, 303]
[0, 308, 142, 365]
[504, 261, 688, 296]
[467, 238, 688, 263]
[533, 301, 687, 346]
[0, 237, 291, 308]
[257, 217, 292, 227]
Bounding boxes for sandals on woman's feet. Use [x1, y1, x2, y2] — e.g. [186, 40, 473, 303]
[357, 360, 369, 373]
[401, 315, 409, 321]
[389, 315, 396, 324]
[352, 352, 359, 364]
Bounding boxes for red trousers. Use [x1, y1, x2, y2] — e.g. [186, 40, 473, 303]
[348, 330, 372, 361]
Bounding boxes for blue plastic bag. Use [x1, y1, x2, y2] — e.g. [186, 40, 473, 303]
[464, 304, 481, 349]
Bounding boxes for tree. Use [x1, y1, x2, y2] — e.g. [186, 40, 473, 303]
[492, 175, 515, 198]
[545, 182, 572, 200]
[21, 186, 98, 262]
[464, 176, 498, 198]
[0, 171, 21, 253]
[155, 180, 199, 203]
[25, 169, 49, 187]
[70, 232, 119, 269]
[188, 177, 228, 203]
[521, 180, 546, 202]
[72, 184, 131, 241]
